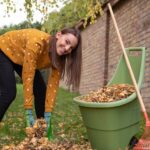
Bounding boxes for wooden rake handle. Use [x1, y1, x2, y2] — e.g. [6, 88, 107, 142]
[107, 3, 147, 115]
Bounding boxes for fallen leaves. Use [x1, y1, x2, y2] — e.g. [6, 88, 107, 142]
[2, 119, 92, 150]
[0, 122, 5, 128]
[81, 84, 135, 102]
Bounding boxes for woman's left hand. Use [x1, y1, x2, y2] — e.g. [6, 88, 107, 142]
[44, 112, 52, 129]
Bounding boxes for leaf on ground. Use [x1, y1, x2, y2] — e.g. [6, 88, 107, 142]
[2, 119, 92, 150]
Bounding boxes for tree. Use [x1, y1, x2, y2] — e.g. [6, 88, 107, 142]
[1, 0, 105, 34]
[0, 0, 69, 22]
[43, 0, 104, 34]
[0, 21, 42, 35]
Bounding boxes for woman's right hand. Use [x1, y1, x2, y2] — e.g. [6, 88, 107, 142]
[25, 109, 35, 127]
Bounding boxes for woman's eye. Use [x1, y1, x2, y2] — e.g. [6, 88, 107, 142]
[66, 40, 70, 44]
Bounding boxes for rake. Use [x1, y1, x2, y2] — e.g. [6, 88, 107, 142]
[107, 3, 150, 150]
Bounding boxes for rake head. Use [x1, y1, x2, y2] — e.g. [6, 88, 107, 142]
[133, 121, 150, 150]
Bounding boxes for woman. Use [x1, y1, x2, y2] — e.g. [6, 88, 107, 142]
[0, 27, 82, 126]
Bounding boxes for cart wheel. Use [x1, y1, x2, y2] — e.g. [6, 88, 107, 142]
[129, 136, 138, 149]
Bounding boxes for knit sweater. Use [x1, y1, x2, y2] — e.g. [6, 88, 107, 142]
[0, 28, 60, 112]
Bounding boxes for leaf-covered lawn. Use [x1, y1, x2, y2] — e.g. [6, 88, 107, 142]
[0, 84, 146, 149]
[0, 84, 87, 149]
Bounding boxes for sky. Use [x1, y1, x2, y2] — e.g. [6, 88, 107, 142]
[0, 0, 64, 28]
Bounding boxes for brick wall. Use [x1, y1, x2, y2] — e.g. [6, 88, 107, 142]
[79, 0, 150, 111]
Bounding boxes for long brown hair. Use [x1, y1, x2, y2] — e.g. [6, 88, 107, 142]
[49, 27, 82, 90]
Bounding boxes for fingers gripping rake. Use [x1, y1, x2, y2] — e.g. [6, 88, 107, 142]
[107, 3, 150, 149]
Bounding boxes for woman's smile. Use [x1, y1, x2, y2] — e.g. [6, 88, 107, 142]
[56, 32, 78, 56]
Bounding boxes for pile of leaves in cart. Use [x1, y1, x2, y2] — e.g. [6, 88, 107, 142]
[81, 84, 135, 102]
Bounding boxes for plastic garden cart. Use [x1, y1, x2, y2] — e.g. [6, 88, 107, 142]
[73, 47, 146, 150]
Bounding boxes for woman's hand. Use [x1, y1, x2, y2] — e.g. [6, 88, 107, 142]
[25, 109, 35, 127]
[44, 112, 52, 129]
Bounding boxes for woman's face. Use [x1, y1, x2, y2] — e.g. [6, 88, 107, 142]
[56, 32, 78, 56]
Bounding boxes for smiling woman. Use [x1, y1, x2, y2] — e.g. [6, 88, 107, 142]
[56, 31, 78, 55]
[0, 27, 82, 129]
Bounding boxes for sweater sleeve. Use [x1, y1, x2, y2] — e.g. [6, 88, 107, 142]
[22, 40, 42, 109]
[45, 67, 61, 112]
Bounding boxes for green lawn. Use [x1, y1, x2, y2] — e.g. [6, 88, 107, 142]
[0, 84, 87, 149]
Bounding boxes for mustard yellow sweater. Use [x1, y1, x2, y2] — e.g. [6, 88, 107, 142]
[0, 28, 60, 112]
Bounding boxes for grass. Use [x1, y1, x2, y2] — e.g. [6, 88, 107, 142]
[0, 84, 87, 149]
[0, 84, 26, 148]
[0, 84, 147, 149]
